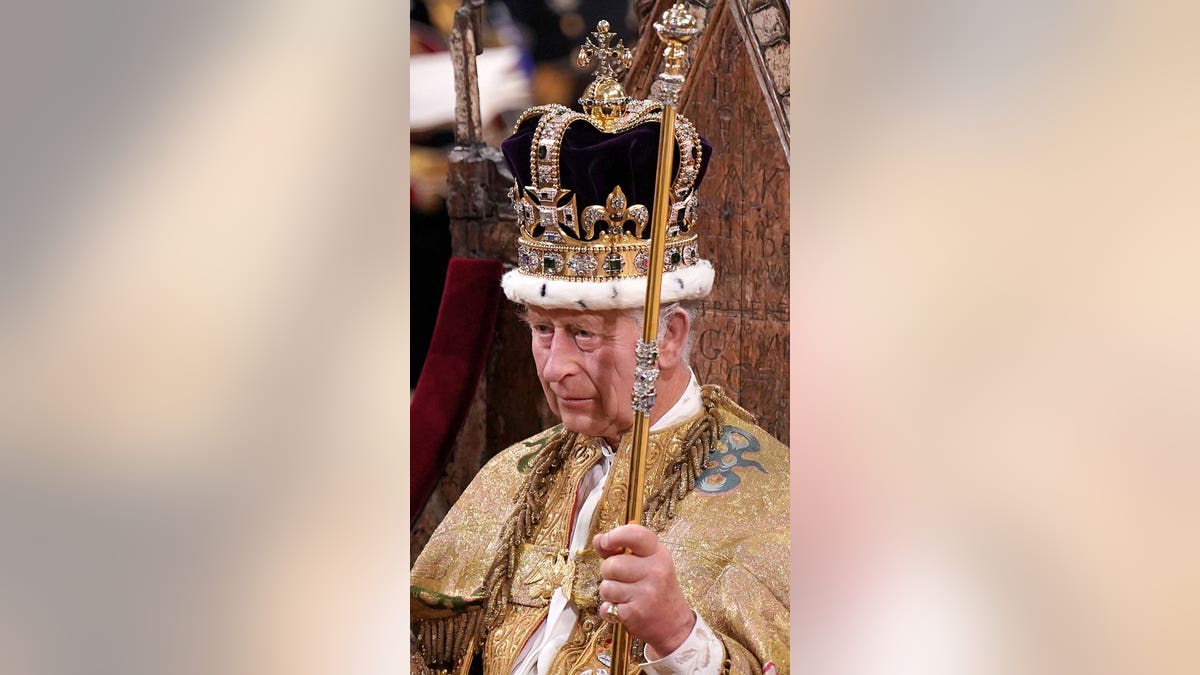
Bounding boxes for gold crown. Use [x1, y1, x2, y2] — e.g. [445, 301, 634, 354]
[506, 20, 707, 284]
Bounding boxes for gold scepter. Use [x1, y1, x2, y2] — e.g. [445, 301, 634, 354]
[613, 4, 703, 674]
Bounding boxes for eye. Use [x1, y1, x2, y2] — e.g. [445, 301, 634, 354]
[572, 327, 601, 350]
[532, 324, 553, 335]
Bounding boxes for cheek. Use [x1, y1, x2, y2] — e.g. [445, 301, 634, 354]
[530, 350, 553, 392]
[530, 343, 549, 372]
[594, 350, 637, 402]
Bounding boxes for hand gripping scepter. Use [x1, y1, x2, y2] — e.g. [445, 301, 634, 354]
[613, 4, 703, 674]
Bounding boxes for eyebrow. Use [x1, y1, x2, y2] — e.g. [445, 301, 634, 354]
[519, 313, 606, 335]
[520, 313, 550, 327]
[568, 320, 612, 338]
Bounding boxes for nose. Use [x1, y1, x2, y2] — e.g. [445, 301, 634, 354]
[541, 328, 580, 383]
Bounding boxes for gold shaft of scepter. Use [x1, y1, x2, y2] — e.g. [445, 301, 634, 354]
[610, 103, 673, 675]
[612, 5, 701, 675]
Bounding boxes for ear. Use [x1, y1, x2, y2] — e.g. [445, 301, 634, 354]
[657, 308, 691, 372]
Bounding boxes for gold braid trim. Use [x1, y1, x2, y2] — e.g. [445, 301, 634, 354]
[480, 428, 580, 630]
[641, 386, 724, 531]
[703, 383, 758, 425]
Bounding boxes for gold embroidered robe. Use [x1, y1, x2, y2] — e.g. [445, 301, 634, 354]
[412, 387, 790, 674]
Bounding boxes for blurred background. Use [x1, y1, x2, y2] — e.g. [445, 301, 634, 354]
[1, 1, 405, 674]
[408, 0, 638, 387]
[0, 0, 1196, 674]
[787, 1, 1200, 673]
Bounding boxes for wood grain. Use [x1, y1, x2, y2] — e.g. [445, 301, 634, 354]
[628, 0, 791, 440]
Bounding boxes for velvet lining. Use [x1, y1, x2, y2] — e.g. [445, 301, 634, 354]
[501, 118, 712, 237]
[410, 257, 503, 521]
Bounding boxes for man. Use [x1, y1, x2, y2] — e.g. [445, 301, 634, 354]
[411, 20, 789, 675]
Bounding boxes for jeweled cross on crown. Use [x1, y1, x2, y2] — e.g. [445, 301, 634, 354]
[577, 20, 632, 79]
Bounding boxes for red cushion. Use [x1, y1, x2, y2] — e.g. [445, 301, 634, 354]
[410, 257, 503, 519]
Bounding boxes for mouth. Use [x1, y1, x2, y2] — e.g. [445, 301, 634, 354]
[555, 395, 592, 409]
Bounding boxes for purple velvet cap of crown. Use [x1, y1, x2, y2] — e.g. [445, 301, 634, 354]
[501, 118, 712, 238]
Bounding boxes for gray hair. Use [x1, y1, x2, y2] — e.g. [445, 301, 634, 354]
[624, 301, 698, 366]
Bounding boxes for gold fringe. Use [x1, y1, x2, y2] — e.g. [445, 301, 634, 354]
[414, 607, 484, 670]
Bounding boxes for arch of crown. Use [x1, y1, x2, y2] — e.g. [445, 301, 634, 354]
[508, 21, 706, 281]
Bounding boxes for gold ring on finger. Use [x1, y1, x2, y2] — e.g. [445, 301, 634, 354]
[604, 603, 620, 623]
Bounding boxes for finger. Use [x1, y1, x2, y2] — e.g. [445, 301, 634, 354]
[591, 531, 614, 557]
[599, 601, 622, 624]
[597, 578, 637, 604]
[594, 524, 659, 557]
[600, 550, 650, 583]
[592, 528, 635, 557]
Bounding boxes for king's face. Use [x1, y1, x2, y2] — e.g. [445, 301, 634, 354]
[523, 306, 640, 443]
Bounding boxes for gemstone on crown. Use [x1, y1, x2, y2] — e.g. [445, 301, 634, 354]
[568, 253, 598, 276]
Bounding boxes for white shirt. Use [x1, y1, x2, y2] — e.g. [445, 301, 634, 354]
[512, 370, 724, 675]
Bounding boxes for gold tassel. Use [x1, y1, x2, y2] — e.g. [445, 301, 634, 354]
[415, 607, 484, 670]
[455, 632, 478, 675]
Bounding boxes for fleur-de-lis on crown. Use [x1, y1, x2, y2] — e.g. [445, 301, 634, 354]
[581, 186, 649, 240]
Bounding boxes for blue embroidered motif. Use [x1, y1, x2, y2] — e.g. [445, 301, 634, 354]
[695, 425, 767, 495]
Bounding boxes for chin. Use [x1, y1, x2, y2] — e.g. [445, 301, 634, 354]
[556, 414, 608, 438]
[561, 417, 631, 444]
[559, 417, 599, 437]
